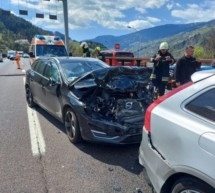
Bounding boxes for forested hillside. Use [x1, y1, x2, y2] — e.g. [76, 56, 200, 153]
[0, 9, 55, 53]
[138, 23, 215, 58]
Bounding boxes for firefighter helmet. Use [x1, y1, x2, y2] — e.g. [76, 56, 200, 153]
[80, 42, 88, 49]
[95, 46, 101, 51]
[159, 42, 169, 50]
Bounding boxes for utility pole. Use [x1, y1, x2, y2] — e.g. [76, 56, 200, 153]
[42, 0, 69, 53]
[62, 0, 69, 53]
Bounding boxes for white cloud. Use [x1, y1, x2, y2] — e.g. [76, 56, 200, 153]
[10, 0, 215, 40]
[10, 0, 170, 31]
[147, 17, 161, 23]
[171, 1, 215, 23]
[127, 20, 154, 30]
[175, 3, 181, 7]
[166, 1, 181, 10]
[11, 0, 215, 31]
[166, 3, 173, 10]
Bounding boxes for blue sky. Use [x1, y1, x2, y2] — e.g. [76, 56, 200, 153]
[1, 0, 215, 41]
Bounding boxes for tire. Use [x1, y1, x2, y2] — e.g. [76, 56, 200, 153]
[64, 108, 82, 143]
[26, 86, 36, 108]
[171, 177, 214, 193]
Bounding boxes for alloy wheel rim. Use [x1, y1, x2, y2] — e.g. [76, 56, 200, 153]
[65, 111, 76, 139]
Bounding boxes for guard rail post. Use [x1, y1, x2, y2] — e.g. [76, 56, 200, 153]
[136, 60, 141, 66]
[121, 60, 124, 66]
[109, 58, 112, 66]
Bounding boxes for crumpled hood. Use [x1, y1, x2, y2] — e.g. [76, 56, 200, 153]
[82, 66, 152, 92]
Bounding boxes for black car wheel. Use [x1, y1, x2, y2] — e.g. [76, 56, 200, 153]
[26, 86, 36, 108]
[171, 177, 214, 193]
[64, 108, 81, 143]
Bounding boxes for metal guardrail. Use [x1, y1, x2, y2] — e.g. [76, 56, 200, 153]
[105, 57, 214, 67]
[105, 57, 150, 66]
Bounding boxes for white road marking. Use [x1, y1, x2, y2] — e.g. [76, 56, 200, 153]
[23, 77, 46, 156]
[27, 106, 46, 156]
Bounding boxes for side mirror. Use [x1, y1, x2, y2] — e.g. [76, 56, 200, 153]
[49, 77, 59, 86]
[69, 52, 73, 56]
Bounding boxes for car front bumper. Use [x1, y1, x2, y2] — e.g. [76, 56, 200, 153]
[79, 113, 143, 144]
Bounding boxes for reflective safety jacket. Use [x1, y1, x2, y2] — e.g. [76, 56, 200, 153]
[150, 51, 175, 82]
[15, 53, 20, 61]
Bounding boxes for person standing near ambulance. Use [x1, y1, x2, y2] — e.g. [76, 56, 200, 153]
[150, 42, 175, 97]
[15, 51, 21, 69]
[80, 42, 91, 57]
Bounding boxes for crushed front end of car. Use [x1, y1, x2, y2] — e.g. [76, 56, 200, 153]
[70, 66, 153, 144]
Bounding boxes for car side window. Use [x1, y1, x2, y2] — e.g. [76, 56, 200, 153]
[43, 61, 60, 82]
[185, 88, 215, 122]
[33, 60, 46, 75]
[31, 61, 38, 70]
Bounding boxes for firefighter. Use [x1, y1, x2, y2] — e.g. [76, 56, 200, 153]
[80, 42, 91, 57]
[150, 42, 175, 97]
[94, 46, 105, 62]
[15, 51, 21, 69]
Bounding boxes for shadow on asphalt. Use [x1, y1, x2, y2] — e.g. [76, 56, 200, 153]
[35, 106, 144, 175]
[76, 142, 143, 175]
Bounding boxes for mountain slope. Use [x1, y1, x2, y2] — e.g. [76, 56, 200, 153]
[90, 19, 215, 57]
[0, 9, 53, 41]
[138, 20, 215, 58]
[91, 21, 207, 48]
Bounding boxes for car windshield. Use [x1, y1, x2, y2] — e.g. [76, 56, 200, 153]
[36, 45, 68, 57]
[60, 60, 108, 82]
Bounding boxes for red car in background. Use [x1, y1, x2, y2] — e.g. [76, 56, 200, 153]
[101, 50, 136, 66]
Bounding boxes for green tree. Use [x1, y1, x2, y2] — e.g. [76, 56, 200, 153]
[68, 41, 82, 56]
[194, 46, 204, 58]
[202, 30, 215, 58]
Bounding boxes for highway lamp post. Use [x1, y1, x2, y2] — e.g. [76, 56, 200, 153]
[61, 0, 69, 53]
[127, 26, 140, 57]
[43, 0, 69, 53]
[36, 0, 69, 51]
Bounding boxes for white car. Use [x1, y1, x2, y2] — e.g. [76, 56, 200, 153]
[0, 53, 3, 62]
[139, 70, 215, 193]
[23, 53, 29, 58]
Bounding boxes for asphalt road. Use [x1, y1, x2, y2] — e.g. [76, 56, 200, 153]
[0, 58, 153, 193]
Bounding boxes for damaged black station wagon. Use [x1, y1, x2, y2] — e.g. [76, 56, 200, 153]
[25, 57, 153, 144]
